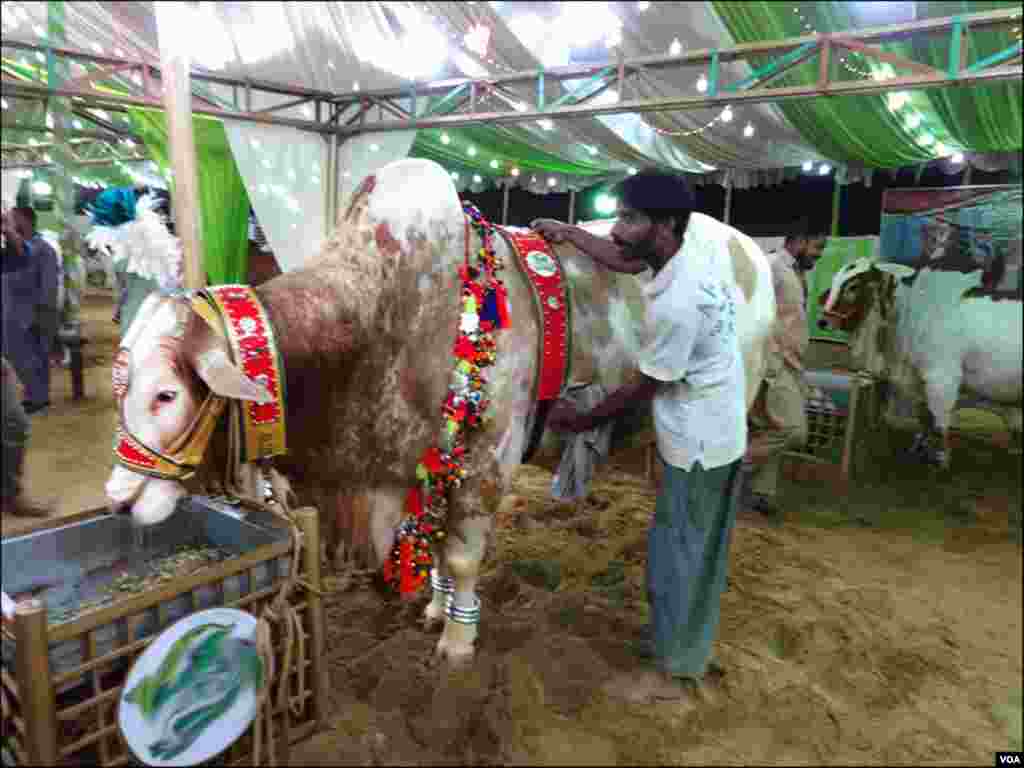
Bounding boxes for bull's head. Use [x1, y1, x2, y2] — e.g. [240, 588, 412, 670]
[106, 293, 273, 526]
[817, 258, 915, 333]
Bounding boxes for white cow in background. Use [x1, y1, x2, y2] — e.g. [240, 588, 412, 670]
[820, 258, 1022, 467]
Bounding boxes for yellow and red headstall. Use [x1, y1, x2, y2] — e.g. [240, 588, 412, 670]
[112, 286, 287, 480]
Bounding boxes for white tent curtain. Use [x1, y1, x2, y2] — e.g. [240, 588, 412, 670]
[1, 171, 23, 208]
[223, 120, 328, 273]
[335, 130, 419, 219]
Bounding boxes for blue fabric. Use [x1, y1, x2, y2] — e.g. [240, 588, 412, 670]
[88, 187, 137, 227]
[646, 456, 741, 680]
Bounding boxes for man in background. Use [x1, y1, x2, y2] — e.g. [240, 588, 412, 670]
[10, 206, 60, 414]
[742, 225, 826, 518]
[1, 211, 52, 516]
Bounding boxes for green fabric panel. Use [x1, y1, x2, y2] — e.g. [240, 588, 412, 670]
[409, 93, 614, 176]
[911, 1, 1022, 152]
[711, 1, 1022, 166]
[712, 1, 935, 167]
[126, 109, 250, 284]
[806, 237, 879, 343]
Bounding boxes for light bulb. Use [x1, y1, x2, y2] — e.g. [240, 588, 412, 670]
[511, 167, 520, 177]
[628, 167, 638, 175]
[917, 133, 934, 147]
[905, 113, 921, 130]
[934, 142, 948, 156]
[743, 122, 755, 138]
[887, 91, 909, 111]
[587, 145, 598, 155]
[819, 164, 831, 175]
[490, 159, 499, 169]
[669, 38, 682, 56]
[537, 118, 554, 130]
[473, 174, 482, 183]
[548, 177, 557, 187]
[514, 101, 528, 112]
[451, 171, 459, 180]
[638, 1, 651, 11]
[696, 74, 708, 93]
[467, 146, 477, 157]
[0, 98, 7, 110]
[352, 81, 360, 92]
[721, 106, 733, 123]
[950, 152, 964, 164]
[440, 132, 450, 145]
[802, 160, 814, 172]
[369, 143, 380, 152]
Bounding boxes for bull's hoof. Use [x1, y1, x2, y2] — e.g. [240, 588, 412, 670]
[435, 622, 478, 667]
[422, 601, 446, 631]
[434, 639, 475, 669]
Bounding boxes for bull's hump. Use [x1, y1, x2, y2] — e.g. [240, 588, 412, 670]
[728, 235, 756, 302]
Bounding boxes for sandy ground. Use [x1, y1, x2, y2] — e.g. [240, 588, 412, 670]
[3, 292, 1021, 765]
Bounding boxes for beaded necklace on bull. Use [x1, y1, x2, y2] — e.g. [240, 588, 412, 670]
[382, 202, 510, 596]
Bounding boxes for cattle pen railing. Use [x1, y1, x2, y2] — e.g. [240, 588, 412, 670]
[642, 369, 882, 489]
[1, 503, 327, 767]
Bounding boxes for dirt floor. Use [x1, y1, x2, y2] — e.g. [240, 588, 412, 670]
[3, 293, 1021, 765]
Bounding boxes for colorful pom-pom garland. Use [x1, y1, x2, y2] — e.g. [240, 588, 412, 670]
[382, 202, 510, 597]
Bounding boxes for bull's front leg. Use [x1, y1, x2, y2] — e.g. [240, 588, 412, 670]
[922, 370, 959, 471]
[423, 563, 452, 629]
[435, 514, 491, 666]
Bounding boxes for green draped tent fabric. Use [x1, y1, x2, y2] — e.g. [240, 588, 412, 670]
[712, 1, 1022, 167]
[127, 109, 251, 284]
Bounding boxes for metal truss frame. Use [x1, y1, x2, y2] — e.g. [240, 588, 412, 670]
[1, 135, 149, 170]
[1, 6, 1020, 148]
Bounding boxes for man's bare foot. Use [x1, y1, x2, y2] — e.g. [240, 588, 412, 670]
[602, 667, 700, 705]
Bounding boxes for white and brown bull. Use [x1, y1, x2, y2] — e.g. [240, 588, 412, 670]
[106, 158, 775, 663]
[819, 258, 1022, 467]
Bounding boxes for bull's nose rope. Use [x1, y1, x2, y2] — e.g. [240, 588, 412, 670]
[382, 202, 510, 597]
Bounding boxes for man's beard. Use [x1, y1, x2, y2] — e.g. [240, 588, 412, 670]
[615, 231, 659, 268]
[795, 250, 817, 271]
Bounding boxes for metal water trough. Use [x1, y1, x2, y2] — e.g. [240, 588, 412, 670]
[1, 497, 326, 766]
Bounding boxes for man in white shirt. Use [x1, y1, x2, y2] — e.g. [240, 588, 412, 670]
[532, 169, 746, 703]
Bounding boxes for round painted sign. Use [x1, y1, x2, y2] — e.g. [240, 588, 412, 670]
[525, 250, 558, 278]
[118, 608, 263, 767]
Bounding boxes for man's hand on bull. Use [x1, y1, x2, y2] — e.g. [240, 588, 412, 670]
[531, 219, 573, 244]
[548, 399, 590, 433]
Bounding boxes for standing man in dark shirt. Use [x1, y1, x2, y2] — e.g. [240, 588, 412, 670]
[1, 210, 53, 517]
[10, 206, 59, 413]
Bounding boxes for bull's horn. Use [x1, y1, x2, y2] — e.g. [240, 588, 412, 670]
[194, 348, 274, 403]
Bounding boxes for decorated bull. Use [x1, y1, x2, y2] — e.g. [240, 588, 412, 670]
[819, 258, 1022, 468]
[106, 158, 775, 664]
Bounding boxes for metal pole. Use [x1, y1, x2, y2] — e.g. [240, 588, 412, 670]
[723, 178, 734, 225]
[830, 177, 842, 236]
[568, 188, 576, 225]
[501, 182, 511, 225]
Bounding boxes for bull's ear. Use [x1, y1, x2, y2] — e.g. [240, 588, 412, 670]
[876, 263, 915, 280]
[194, 347, 274, 403]
[183, 310, 274, 403]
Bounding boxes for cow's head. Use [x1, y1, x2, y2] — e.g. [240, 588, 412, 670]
[106, 293, 273, 526]
[817, 258, 915, 333]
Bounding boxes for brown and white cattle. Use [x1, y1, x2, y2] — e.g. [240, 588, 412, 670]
[106, 158, 775, 663]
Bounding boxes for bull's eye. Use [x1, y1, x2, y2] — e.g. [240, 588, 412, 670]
[156, 391, 177, 404]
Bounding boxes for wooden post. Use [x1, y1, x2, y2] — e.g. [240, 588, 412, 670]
[14, 599, 58, 766]
[568, 188, 576, 225]
[501, 182, 511, 225]
[156, 3, 205, 290]
[723, 178, 734, 225]
[295, 506, 327, 729]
